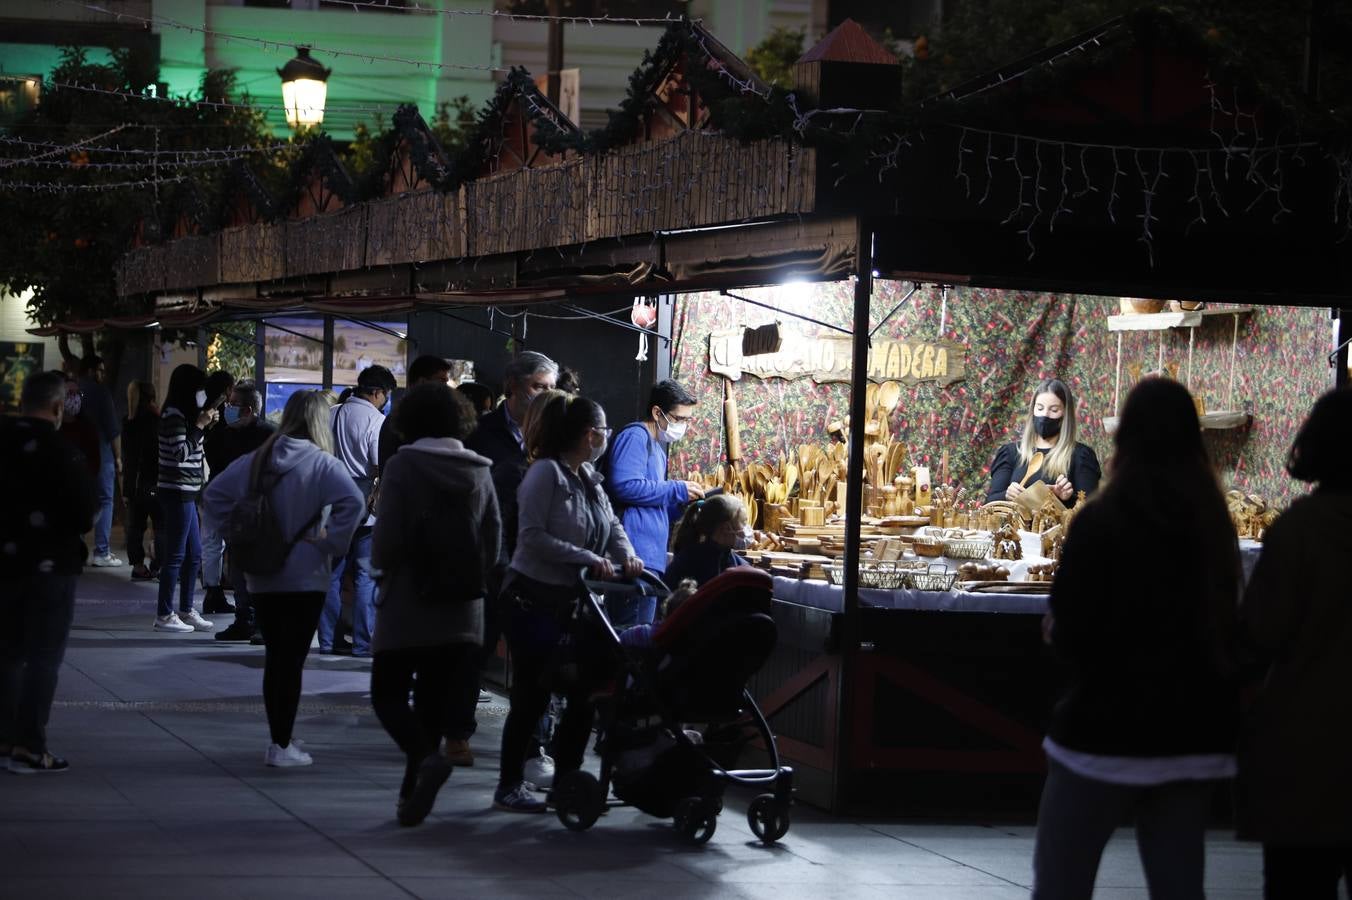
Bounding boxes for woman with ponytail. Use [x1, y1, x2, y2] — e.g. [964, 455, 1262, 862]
[493, 390, 641, 813]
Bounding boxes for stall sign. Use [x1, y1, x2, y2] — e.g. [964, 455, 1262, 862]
[708, 330, 965, 386]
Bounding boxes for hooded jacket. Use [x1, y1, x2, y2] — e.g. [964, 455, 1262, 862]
[1236, 488, 1352, 844]
[370, 437, 501, 654]
[203, 435, 364, 595]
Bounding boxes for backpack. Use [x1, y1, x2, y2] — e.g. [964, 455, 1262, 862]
[408, 484, 484, 603]
[226, 449, 322, 576]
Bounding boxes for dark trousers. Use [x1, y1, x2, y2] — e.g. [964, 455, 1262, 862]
[252, 592, 324, 748]
[0, 575, 77, 754]
[497, 601, 594, 790]
[1263, 845, 1352, 900]
[371, 643, 475, 797]
[156, 493, 201, 617]
[126, 494, 163, 570]
[227, 555, 252, 626]
[1033, 759, 1218, 900]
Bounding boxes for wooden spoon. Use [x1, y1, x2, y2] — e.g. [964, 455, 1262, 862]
[878, 380, 901, 413]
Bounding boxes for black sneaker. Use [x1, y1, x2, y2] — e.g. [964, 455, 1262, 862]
[397, 754, 452, 827]
[250, 631, 266, 646]
[202, 587, 235, 616]
[9, 748, 69, 775]
[215, 621, 255, 643]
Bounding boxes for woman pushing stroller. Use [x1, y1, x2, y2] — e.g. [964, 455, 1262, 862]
[494, 390, 643, 813]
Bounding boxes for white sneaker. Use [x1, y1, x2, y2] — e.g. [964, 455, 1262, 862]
[265, 742, 313, 768]
[153, 614, 194, 633]
[523, 752, 555, 788]
[91, 553, 124, 568]
[179, 609, 214, 632]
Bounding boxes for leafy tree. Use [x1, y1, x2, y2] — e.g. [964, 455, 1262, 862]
[746, 27, 805, 87]
[899, 0, 1350, 119]
[430, 96, 478, 158]
[0, 49, 274, 330]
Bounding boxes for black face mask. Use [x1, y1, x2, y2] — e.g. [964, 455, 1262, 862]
[1033, 415, 1063, 439]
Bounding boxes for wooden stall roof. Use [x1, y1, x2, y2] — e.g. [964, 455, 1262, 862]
[857, 11, 1352, 304]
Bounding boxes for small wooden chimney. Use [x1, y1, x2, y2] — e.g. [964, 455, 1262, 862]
[794, 18, 902, 111]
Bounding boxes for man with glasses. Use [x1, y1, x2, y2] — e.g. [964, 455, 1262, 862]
[603, 378, 705, 623]
[208, 383, 275, 642]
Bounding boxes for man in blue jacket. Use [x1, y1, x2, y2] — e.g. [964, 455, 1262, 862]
[605, 379, 705, 615]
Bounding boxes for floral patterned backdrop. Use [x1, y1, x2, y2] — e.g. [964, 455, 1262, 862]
[668, 281, 1330, 507]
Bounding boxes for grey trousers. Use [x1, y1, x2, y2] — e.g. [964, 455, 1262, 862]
[1032, 758, 1219, 900]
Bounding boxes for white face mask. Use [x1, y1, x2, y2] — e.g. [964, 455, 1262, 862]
[194, 390, 208, 409]
[588, 434, 608, 464]
[732, 524, 753, 551]
[657, 409, 688, 444]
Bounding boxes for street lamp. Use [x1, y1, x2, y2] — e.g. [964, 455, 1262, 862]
[278, 46, 330, 130]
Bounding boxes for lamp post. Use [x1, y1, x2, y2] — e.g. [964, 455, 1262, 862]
[278, 46, 330, 130]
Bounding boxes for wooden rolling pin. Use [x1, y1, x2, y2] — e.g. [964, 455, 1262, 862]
[724, 378, 742, 464]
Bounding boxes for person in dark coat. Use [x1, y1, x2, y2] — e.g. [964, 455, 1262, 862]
[1032, 378, 1241, 900]
[0, 370, 99, 773]
[1237, 388, 1352, 899]
[210, 383, 277, 643]
[369, 382, 500, 826]
[121, 380, 163, 580]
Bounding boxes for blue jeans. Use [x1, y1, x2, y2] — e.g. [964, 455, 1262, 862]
[199, 501, 226, 588]
[157, 493, 202, 618]
[319, 526, 375, 655]
[94, 440, 115, 556]
[0, 575, 77, 754]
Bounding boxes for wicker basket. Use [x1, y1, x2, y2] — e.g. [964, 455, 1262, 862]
[943, 538, 994, 560]
[907, 565, 958, 592]
[825, 562, 909, 590]
[913, 539, 945, 558]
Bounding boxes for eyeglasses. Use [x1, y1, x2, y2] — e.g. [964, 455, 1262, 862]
[592, 426, 613, 438]
[661, 410, 693, 424]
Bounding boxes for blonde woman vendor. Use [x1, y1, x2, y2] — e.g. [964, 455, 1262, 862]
[987, 378, 1101, 507]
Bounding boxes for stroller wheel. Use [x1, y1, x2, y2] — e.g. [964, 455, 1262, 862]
[673, 797, 718, 845]
[747, 794, 791, 844]
[554, 770, 604, 832]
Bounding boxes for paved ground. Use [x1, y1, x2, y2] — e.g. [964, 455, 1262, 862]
[3, 563, 1269, 899]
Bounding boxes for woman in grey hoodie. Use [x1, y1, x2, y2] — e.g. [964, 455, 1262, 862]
[204, 391, 364, 768]
[369, 383, 501, 826]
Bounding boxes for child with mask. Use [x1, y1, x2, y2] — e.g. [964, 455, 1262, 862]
[662, 493, 752, 589]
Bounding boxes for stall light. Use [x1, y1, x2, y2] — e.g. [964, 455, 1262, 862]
[278, 46, 331, 130]
[146, 321, 160, 328]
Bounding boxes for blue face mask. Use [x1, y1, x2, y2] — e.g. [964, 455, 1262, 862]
[223, 405, 242, 425]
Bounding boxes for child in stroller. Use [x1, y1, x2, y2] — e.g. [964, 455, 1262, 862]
[548, 566, 794, 845]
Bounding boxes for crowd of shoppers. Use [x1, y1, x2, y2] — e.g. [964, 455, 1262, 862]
[11, 343, 1350, 900]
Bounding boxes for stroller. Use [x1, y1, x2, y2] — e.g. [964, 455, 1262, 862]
[548, 566, 794, 845]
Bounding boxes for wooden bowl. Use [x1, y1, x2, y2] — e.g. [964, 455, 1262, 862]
[1127, 298, 1166, 314]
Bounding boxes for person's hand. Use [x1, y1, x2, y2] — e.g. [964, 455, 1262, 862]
[1051, 475, 1074, 501]
[1004, 481, 1025, 500]
[621, 557, 644, 579]
[684, 481, 706, 500]
[196, 408, 218, 429]
[588, 557, 616, 580]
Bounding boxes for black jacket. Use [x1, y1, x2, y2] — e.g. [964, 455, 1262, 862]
[121, 407, 160, 500]
[1046, 497, 1240, 757]
[1, 416, 99, 577]
[464, 403, 527, 563]
[987, 441, 1101, 506]
[205, 417, 276, 481]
